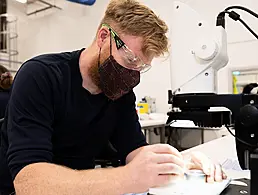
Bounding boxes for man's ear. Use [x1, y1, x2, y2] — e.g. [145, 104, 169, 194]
[96, 27, 110, 48]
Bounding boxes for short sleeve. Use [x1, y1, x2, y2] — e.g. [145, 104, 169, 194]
[6, 60, 56, 180]
[110, 91, 148, 163]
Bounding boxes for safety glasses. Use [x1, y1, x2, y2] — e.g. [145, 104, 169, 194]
[102, 23, 151, 73]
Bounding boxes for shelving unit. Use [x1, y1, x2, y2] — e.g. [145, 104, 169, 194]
[0, 1, 62, 74]
[0, 13, 21, 73]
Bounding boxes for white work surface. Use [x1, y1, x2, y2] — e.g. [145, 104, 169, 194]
[149, 135, 250, 195]
[138, 113, 167, 128]
[139, 119, 166, 128]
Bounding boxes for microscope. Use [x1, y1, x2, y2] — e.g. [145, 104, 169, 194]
[167, 2, 258, 194]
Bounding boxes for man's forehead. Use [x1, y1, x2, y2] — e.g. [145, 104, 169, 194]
[120, 34, 152, 64]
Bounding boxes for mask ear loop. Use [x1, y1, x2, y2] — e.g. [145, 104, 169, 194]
[98, 28, 113, 66]
[99, 28, 113, 66]
[98, 47, 101, 67]
[109, 28, 112, 56]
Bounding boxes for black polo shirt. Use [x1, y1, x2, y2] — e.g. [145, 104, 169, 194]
[0, 49, 147, 193]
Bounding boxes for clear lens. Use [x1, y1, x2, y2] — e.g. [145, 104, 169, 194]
[140, 64, 152, 73]
[118, 45, 151, 73]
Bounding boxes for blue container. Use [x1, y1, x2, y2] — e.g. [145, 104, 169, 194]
[67, 0, 96, 6]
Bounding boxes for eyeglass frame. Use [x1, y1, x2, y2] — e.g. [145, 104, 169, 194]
[101, 23, 152, 73]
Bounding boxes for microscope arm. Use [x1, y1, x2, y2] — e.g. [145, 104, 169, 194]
[169, 1, 228, 94]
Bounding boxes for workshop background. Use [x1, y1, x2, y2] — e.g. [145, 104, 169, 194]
[5, 0, 258, 148]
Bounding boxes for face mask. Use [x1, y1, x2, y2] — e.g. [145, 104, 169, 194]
[98, 55, 140, 100]
[98, 35, 140, 100]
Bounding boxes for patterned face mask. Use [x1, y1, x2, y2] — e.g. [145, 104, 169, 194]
[98, 32, 140, 101]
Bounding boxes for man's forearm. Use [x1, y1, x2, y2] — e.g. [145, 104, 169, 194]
[14, 163, 132, 195]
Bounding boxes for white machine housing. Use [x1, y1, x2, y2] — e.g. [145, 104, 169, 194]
[169, 1, 229, 94]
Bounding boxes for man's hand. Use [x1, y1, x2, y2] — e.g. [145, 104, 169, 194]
[125, 144, 185, 193]
[184, 151, 227, 183]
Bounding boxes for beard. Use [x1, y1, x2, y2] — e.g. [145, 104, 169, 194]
[88, 47, 110, 88]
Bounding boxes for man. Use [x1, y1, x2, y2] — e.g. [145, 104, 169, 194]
[0, 0, 226, 194]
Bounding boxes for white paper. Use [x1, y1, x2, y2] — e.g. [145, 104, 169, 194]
[149, 179, 231, 195]
[221, 158, 242, 171]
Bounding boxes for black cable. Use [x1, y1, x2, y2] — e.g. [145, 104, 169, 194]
[217, 6, 258, 40]
[216, 11, 226, 27]
[225, 125, 257, 148]
[225, 6, 258, 19]
[220, 10, 258, 39]
[238, 17, 258, 39]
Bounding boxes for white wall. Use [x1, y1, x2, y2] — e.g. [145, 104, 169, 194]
[8, 0, 109, 60]
[8, 0, 258, 114]
[185, 0, 258, 94]
[219, 41, 258, 93]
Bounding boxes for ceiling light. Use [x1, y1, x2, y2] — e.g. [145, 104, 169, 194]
[14, 0, 27, 3]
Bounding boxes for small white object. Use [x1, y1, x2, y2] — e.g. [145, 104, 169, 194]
[250, 87, 258, 94]
[230, 180, 248, 186]
[170, 120, 197, 128]
[240, 190, 248, 194]
[139, 114, 150, 121]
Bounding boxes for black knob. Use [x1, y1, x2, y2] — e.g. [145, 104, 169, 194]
[239, 105, 258, 127]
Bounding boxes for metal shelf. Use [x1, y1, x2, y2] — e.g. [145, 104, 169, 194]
[0, 13, 20, 72]
[26, 0, 62, 16]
